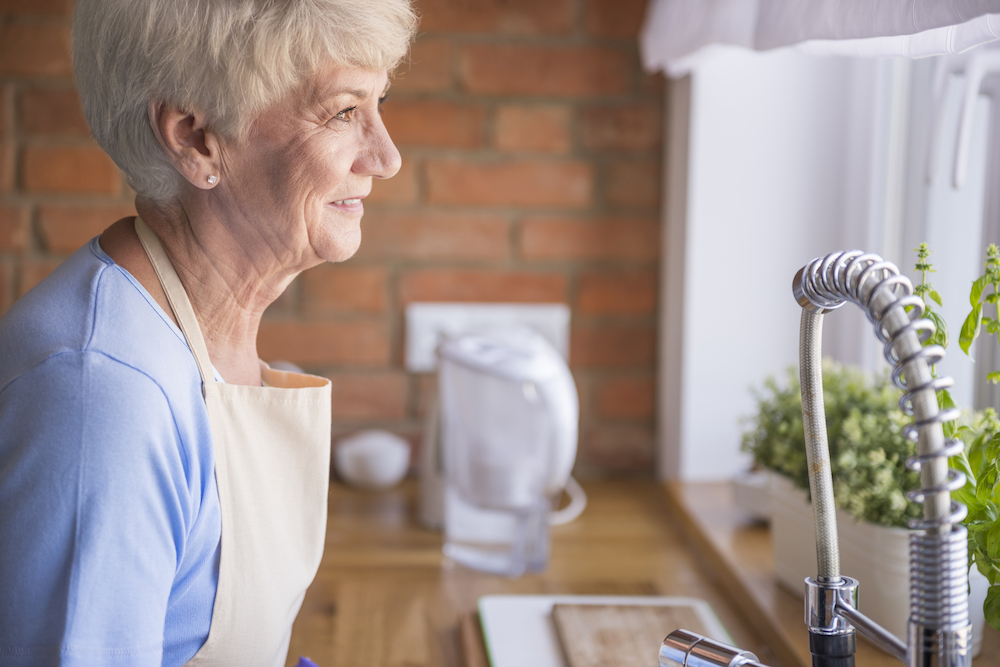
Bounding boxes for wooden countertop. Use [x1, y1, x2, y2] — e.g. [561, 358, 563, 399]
[285, 479, 999, 667]
[285, 480, 772, 667]
[664, 481, 1000, 667]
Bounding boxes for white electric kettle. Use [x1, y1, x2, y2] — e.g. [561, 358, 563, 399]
[419, 326, 585, 530]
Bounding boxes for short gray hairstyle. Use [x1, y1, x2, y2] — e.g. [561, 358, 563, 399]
[73, 0, 417, 201]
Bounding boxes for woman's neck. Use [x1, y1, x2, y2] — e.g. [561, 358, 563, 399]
[102, 200, 299, 386]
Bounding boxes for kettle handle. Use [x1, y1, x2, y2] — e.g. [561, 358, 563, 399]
[537, 361, 578, 496]
[549, 476, 587, 525]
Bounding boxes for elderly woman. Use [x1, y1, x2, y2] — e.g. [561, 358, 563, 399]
[0, 1, 415, 665]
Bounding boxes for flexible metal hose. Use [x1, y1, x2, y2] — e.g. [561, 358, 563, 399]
[799, 310, 841, 581]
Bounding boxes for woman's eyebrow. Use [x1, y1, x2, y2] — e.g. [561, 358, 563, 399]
[311, 85, 369, 105]
[324, 88, 368, 101]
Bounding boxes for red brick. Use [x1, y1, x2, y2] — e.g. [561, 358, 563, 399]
[642, 72, 666, 96]
[392, 40, 451, 94]
[577, 269, 657, 315]
[398, 269, 567, 304]
[38, 204, 136, 254]
[23, 145, 120, 194]
[581, 104, 663, 152]
[18, 259, 61, 298]
[426, 160, 593, 208]
[0, 142, 12, 193]
[460, 45, 630, 97]
[0, 0, 74, 16]
[20, 88, 90, 136]
[0, 204, 30, 251]
[520, 216, 660, 261]
[581, 424, 655, 470]
[570, 324, 655, 368]
[585, 0, 649, 38]
[367, 157, 418, 205]
[355, 211, 509, 261]
[328, 372, 408, 420]
[596, 375, 655, 419]
[383, 100, 485, 148]
[495, 105, 571, 154]
[257, 321, 389, 366]
[0, 24, 72, 78]
[0, 84, 10, 141]
[606, 159, 661, 209]
[301, 264, 388, 315]
[419, 0, 572, 35]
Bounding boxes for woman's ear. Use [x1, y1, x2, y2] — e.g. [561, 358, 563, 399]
[148, 100, 221, 190]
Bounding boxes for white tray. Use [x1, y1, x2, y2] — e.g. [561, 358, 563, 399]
[477, 595, 732, 667]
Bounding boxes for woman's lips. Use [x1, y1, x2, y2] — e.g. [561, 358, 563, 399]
[330, 197, 365, 212]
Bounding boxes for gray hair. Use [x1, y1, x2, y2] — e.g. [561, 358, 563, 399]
[73, 0, 417, 201]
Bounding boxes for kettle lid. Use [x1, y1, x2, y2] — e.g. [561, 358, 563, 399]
[437, 327, 564, 382]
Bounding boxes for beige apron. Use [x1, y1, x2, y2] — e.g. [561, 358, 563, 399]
[134, 217, 332, 667]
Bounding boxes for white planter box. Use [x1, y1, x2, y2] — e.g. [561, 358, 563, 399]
[768, 472, 987, 656]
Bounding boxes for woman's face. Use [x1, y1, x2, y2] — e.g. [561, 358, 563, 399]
[215, 65, 400, 268]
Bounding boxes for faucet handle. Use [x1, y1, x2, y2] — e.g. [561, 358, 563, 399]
[659, 629, 768, 667]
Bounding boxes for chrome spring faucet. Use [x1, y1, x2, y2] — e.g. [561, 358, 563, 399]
[660, 251, 972, 667]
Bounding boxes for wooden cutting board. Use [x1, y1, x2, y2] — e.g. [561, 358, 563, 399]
[552, 604, 710, 667]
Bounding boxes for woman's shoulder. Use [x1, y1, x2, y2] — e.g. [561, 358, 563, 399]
[0, 237, 198, 399]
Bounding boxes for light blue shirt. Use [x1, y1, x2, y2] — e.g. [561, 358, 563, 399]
[0, 238, 220, 666]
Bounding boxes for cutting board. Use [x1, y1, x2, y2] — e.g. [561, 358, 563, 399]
[552, 604, 710, 667]
[477, 595, 730, 667]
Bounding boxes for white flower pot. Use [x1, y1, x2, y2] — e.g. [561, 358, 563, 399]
[768, 472, 984, 656]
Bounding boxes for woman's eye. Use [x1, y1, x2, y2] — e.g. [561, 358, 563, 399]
[333, 105, 357, 121]
[378, 95, 387, 115]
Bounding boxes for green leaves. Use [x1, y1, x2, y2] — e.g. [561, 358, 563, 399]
[742, 361, 923, 528]
[985, 587, 1000, 632]
[923, 309, 949, 350]
[960, 243, 1000, 361]
[989, 520, 1000, 558]
[971, 275, 989, 307]
[960, 305, 983, 357]
[952, 412, 1000, 630]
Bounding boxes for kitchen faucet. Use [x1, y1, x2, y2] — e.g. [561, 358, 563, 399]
[660, 251, 972, 667]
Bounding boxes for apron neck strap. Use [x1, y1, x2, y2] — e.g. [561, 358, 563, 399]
[134, 215, 214, 385]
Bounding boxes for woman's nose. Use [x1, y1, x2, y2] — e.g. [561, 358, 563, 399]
[354, 118, 401, 179]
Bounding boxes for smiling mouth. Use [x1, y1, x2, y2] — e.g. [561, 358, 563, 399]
[333, 198, 362, 205]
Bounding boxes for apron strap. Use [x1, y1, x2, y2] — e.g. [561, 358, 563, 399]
[134, 216, 214, 386]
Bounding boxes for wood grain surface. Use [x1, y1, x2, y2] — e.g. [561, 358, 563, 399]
[459, 612, 489, 667]
[285, 480, 771, 667]
[553, 604, 709, 667]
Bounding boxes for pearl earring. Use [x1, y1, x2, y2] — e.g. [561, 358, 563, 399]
[207, 175, 218, 185]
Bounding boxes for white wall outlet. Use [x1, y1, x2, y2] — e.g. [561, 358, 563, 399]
[405, 302, 571, 372]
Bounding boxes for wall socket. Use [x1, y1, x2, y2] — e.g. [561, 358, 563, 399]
[404, 302, 571, 372]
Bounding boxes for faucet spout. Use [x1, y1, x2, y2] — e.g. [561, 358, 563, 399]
[792, 250, 971, 667]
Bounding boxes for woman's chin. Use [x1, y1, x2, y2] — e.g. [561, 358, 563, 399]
[315, 227, 362, 263]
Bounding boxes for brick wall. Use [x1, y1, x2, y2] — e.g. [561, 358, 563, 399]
[0, 0, 664, 475]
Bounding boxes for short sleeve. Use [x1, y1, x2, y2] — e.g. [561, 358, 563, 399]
[0, 351, 194, 667]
